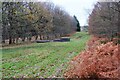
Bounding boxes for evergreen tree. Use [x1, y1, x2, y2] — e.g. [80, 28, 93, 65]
[74, 15, 81, 32]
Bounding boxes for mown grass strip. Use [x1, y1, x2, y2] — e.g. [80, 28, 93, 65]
[2, 32, 90, 78]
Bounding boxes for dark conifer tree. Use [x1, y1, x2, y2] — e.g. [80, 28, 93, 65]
[74, 15, 81, 32]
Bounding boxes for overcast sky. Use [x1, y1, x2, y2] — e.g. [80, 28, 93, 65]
[41, 0, 98, 26]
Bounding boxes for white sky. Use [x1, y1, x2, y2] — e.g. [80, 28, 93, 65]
[40, 0, 98, 26]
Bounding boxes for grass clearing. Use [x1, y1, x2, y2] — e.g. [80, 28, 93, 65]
[1, 32, 90, 78]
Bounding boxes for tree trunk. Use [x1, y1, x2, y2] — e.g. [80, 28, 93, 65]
[35, 35, 38, 40]
[2, 37, 5, 43]
[16, 37, 18, 43]
[43, 35, 45, 40]
[29, 37, 31, 41]
[9, 36, 12, 44]
[12, 38, 15, 44]
[39, 35, 42, 40]
[22, 37, 25, 42]
[47, 35, 49, 40]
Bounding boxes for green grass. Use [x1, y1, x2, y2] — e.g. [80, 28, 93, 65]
[1, 32, 90, 78]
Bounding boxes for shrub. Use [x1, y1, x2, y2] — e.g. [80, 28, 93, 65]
[64, 37, 120, 79]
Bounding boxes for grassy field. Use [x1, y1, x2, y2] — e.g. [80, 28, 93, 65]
[1, 32, 90, 78]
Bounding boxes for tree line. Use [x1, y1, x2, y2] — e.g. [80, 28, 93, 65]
[88, 1, 120, 40]
[2, 2, 79, 44]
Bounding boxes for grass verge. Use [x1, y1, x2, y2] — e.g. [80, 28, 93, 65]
[1, 32, 90, 78]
